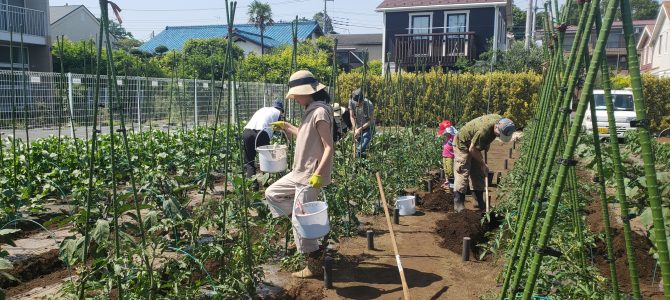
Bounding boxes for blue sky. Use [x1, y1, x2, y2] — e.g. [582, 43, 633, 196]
[50, 0, 532, 41]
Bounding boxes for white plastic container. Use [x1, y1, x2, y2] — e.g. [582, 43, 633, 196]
[396, 195, 416, 216]
[257, 144, 288, 173]
[292, 187, 330, 239]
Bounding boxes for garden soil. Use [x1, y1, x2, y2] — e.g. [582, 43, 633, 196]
[418, 187, 453, 212]
[264, 139, 518, 299]
[585, 194, 664, 299]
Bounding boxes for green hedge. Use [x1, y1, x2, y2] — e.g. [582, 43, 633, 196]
[336, 70, 541, 128]
[336, 71, 670, 131]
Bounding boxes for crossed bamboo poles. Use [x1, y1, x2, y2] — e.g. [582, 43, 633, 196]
[498, 0, 668, 298]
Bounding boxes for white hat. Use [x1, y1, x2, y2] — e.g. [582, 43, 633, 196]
[332, 103, 346, 117]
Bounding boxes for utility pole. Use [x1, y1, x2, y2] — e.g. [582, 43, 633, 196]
[524, 0, 534, 49]
[323, 0, 334, 34]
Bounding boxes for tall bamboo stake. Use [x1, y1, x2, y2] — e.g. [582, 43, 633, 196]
[79, 17, 119, 300]
[521, 0, 621, 295]
[598, 20, 642, 298]
[99, 2, 154, 297]
[621, 0, 670, 296]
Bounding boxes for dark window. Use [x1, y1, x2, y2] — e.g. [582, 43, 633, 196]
[0, 46, 28, 64]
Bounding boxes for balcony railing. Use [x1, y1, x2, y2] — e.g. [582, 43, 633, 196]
[394, 32, 475, 67]
[0, 4, 47, 37]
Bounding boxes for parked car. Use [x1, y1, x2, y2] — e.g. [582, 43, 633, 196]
[582, 89, 637, 138]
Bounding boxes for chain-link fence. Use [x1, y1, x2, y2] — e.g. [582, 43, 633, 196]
[0, 70, 298, 141]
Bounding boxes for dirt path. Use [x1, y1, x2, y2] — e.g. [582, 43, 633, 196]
[263, 138, 518, 299]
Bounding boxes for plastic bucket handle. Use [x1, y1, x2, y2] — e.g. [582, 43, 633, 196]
[294, 185, 327, 215]
[255, 126, 289, 149]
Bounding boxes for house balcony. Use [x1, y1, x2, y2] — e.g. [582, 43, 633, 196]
[0, 4, 47, 44]
[393, 32, 475, 67]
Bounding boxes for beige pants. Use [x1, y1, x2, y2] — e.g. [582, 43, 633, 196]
[265, 174, 320, 254]
[454, 147, 486, 194]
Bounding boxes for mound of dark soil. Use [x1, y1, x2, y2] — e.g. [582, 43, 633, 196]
[593, 228, 662, 297]
[285, 280, 324, 300]
[419, 188, 453, 212]
[435, 211, 497, 256]
[0, 249, 64, 289]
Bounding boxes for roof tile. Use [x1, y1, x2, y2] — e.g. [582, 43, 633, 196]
[138, 21, 319, 53]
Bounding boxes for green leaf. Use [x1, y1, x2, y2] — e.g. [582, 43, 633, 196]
[0, 258, 13, 270]
[91, 219, 110, 245]
[640, 207, 653, 228]
[0, 229, 21, 236]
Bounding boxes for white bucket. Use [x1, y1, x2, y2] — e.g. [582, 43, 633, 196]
[257, 144, 288, 173]
[396, 195, 416, 216]
[255, 129, 288, 173]
[293, 187, 330, 239]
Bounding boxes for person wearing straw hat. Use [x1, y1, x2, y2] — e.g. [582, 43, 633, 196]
[452, 114, 515, 212]
[348, 88, 375, 158]
[242, 99, 284, 191]
[265, 70, 334, 278]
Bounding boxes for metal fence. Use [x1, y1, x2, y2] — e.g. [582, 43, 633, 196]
[0, 70, 296, 141]
[0, 4, 47, 37]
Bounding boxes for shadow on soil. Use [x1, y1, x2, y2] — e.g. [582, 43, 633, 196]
[333, 261, 443, 299]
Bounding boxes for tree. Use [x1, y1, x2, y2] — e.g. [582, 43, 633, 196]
[107, 19, 133, 39]
[240, 39, 333, 84]
[162, 38, 244, 80]
[468, 41, 544, 73]
[51, 38, 164, 77]
[248, 0, 274, 56]
[631, 0, 660, 19]
[313, 12, 333, 34]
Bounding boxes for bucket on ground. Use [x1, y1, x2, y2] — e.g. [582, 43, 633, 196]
[293, 187, 330, 239]
[396, 195, 416, 216]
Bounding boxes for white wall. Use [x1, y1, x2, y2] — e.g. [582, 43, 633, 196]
[651, 16, 670, 77]
[235, 39, 264, 55]
[51, 7, 100, 43]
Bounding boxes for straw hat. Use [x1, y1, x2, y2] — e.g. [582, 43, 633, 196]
[285, 70, 326, 99]
[332, 103, 346, 117]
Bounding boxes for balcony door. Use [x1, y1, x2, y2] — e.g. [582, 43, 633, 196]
[408, 13, 433, 57]
[444, 11, 469, 56]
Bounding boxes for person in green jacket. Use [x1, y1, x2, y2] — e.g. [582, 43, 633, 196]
[453, 114, 516, 212]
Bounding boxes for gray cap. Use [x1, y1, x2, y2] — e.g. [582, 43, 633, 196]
[497, 118, 516, 142]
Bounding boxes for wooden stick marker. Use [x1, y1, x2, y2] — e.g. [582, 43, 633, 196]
[375, 172, 411, 300]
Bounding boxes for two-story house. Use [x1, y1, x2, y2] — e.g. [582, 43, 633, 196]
[50, 4, 112, 45]
[376, 0, 511, 72]
[538, 19, 654, 72]
[1, 0, 52, 71]
[638, 1, 670, 77]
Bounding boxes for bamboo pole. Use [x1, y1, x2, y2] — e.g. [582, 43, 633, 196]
[599, 20, 642, 298]
[620, 0, 670, 296]
[520, 0, 621, 295]
[375, 173, 411, 300]
[503, 1, 593, 297]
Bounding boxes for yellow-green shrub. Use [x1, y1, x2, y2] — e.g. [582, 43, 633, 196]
[336, 71, 670, 131]
[336, 70, 542, 128]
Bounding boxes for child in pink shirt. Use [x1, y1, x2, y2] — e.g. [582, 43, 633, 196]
[438, 120, 458, 190]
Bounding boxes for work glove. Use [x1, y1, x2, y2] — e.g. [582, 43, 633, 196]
[308, 174, 323, 188]
[271, 121, 286, 131]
